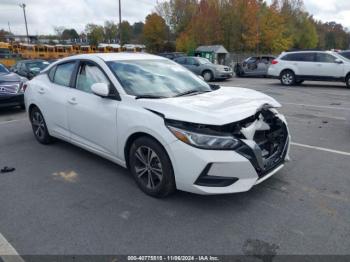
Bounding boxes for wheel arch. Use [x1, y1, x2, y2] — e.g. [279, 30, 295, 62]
[124, 132, 170, 170]
[279, 68, 295, 78]
[28, 103, 39, 119]
[201, 69, 214, 76]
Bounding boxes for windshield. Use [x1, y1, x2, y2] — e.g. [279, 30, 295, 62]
[107, 59, 212, 97]
[197, 57, 211, 65]
[0, 64, 9, 74]
[338, 52, 350, 61]
[26, 61, 50, 72]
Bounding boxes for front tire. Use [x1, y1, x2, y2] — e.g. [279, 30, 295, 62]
[129, 137, 176, 198]
[202, 71, 213, 82]
[30, 107, 53, 144]
[280, 70, 296, 86]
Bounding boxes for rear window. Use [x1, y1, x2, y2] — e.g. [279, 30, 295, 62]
[281, 53, 315, 62]
[315, 53, 337, 63]
[53, 62, 76, 87]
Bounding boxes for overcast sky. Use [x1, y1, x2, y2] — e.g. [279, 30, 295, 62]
[0, 0, 350, 35]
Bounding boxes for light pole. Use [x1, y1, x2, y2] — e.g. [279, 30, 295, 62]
[118, 0, 122, 45]
[19, 3, 29, 44]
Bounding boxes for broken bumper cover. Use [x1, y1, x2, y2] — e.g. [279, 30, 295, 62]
[166, 136, 290, 195]
[165, 114, 290, 195]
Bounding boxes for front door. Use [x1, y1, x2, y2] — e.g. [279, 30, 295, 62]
[66, 61, 119, 156]
[315, 52, 344, 78]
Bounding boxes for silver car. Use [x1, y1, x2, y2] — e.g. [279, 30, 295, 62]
[234, 56, 275, 77]
[174, 56, 233, 82]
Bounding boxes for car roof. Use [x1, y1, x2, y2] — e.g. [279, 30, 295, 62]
[23, 59, 47, 63]
[58, 53, 167, 62]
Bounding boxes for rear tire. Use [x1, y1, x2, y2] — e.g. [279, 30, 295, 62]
[280, 70, 296, 86]
[346, 75, 350, 88]
[129, 137, 176, 198]
[30, 107, 53, 144]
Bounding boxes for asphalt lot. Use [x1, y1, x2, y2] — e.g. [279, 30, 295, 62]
[0, 77, 350, 256]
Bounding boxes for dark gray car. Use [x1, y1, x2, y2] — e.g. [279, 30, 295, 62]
[10, 59, 50, 80]
[174, 56, 233, 82]
[0, 63, 26, 109]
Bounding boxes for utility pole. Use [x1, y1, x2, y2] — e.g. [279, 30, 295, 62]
[8, 22, 11, 34]
[118, 0, 122, 45]
[19, 3, 30, 44]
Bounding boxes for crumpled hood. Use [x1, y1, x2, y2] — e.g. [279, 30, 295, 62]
[0, 72, 22, 82]
[138, 86, 281, 125]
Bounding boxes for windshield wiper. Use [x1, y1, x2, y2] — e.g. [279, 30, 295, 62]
[135, 95, 167, 100]
[174, 90, 211, 97]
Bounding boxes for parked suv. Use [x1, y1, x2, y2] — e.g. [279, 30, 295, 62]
[268, 51, 350, 87]
[174, 56, 233, 82]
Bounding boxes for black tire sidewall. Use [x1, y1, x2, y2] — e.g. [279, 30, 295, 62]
[129, 137, 176, 198]
[346, 75, 350, 88]
[30, 107, 52, 144]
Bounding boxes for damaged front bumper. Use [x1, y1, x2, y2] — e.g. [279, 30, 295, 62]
[165, 108, 290, 195]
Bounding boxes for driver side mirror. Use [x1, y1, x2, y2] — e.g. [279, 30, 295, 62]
[335, 59, 343, 64]
[91, 83, 110, 97]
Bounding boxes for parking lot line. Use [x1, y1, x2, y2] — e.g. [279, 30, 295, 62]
[282, 102, 350, 111]
[291, 142, 350, 156]
[0, 232, 24, 262]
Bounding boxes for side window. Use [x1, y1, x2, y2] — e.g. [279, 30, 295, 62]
[176, 57, 186, 64]
[299, 53, 315, 62]
[187, 58, 196, 65]
[48, 66, 56, 81]
[76, 62, 110, 93]
[282, 53, 315, 62]
[53, 62, 76, 87]
[316, 53, 337, 63]
[20, 63, 27, 72]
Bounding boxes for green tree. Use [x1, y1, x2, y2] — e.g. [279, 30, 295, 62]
[61, 29, 79, 40]
[143, 13, 167, 52]
[156, 0, 197, 36]
[85, 24, 105, 46]
[104, 21, 118, 43]
[119, 21, 132, 45]
[132, 22, 144, 43]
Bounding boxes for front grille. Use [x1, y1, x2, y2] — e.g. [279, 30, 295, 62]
[0, 82, 20, 95]
[236, 110, 289, 178]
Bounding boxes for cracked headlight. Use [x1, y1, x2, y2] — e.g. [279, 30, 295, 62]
[167, 126, 241, 150]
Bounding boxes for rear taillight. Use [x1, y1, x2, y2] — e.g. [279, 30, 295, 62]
[271, 60, 278, 65]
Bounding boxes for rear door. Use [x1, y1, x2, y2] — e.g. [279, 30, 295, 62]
[291, 52, 316, 76]
[315, 52, 344, 78]
[39, 61, 78, 139]
[185, 57, 201, 75]
[66, 60, 119, 156]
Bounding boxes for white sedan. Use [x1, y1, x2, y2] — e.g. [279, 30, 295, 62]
[25, 53, 290, 197]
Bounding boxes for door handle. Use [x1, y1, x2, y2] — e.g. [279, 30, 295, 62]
[38, 88, 45, 94]
[68, 97, 78, 105]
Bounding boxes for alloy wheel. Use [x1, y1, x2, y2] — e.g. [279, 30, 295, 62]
[203, 72, 212, 82]
[32, 111, 46, 140]
[282, 73, 293, 85]
[134, 146, 163, 189]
